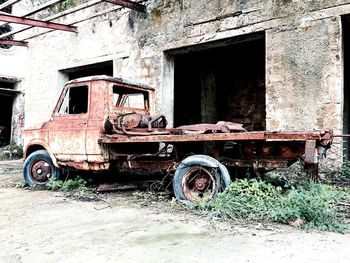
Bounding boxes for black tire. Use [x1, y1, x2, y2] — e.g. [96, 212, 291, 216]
[23, 150, 60, 188]
[173, 155, 231, 203]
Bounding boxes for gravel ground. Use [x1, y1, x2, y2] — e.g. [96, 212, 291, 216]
[1, 159, 350, 263]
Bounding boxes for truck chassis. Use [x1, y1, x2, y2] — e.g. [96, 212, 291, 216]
[22, 76, 333, 203]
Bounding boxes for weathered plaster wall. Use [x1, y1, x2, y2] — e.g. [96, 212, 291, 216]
[15, 0, 350, 166]
[0, 1, 32, 145]
[266, 18, 342, 131]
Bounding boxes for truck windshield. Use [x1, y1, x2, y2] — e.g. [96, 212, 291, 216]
[113, 85, 148, 110]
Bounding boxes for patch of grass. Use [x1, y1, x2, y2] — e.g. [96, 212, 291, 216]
[341, 159, 350, 179]
[195, 179, 350, 233]
[0, 141, 23, 160]
[16, 181, 26, 188]
[49, 176, 96, 201]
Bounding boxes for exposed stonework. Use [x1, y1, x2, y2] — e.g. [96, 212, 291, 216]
[2, 0, 350, 170]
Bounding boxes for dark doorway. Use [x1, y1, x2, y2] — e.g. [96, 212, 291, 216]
[63, 61, 113, 80]
[343, 16, 350, 158]
[173, 33, 266, 131]
[0, 82, 14, 145]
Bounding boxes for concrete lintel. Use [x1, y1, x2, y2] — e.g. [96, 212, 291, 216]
[0, 75, 23, 83]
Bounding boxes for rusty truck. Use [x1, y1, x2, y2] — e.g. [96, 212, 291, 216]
[22, 75, 333, 202]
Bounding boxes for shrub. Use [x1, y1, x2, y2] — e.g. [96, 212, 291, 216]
[49, 176, 94, 200]
[341, 159, 350, 179]
[0, 141, 23, 160]
[195, 179, 350, 232]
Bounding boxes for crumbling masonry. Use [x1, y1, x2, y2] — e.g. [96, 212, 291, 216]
[1, 0, 350, 170]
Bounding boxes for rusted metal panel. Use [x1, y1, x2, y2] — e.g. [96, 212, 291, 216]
[57, 160, 110, 171]
[221, 159, 291, 168]
[103, 0, 146, 12]
[120, 160, 176, 170]
[0, 13, 77, 32]
[97, 183, 139, 192]
[66, 75, 155, 91]
[178, 121, 246, 134]
[48, 115, 88, 156]
[99, 130, 329, 144]
[304, 140, 317, 164]
[0, 39, 27, 46]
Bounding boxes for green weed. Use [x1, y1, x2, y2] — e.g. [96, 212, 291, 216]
[0, 141, 23, 160]
[49, 176, 95, 200]
[58, 0, 85, 11]
[195, 179, 350, 232]
[341, 159, 350, 179]
[16, 181, 26, 188]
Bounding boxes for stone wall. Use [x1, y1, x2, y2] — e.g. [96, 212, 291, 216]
[8, 0, 350, 167]
[0, 1, 30, 145]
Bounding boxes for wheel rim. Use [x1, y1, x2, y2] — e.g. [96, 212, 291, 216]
[30, 159, 52, 185]
[181, 166, 216, 202]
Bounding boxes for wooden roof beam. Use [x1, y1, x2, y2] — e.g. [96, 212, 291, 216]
[102, 0, 145, 12]
[0, 13, 77, 32]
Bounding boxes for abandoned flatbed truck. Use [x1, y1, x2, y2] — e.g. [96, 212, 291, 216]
[22, 75, 333, 202]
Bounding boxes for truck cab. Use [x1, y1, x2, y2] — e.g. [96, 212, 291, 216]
[23, 75, 157, 186]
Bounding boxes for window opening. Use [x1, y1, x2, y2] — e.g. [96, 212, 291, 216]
[58, 86, 88, 115]
[113, 85, 148, 110]
[0, 0, 12, 13]
[0, 0, 13, 50]
[0, 24, 13, 50]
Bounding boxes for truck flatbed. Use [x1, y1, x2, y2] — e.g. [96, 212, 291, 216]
[99, 130, 331, 144]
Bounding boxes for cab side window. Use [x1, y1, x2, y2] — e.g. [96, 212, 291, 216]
[113, 85, 148, 110]
[58, 86, 88, 115]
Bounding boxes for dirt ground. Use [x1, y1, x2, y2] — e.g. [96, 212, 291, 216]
[1, 160, 350, 263]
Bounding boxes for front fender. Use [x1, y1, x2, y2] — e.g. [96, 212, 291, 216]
[24, 140, 59, 168]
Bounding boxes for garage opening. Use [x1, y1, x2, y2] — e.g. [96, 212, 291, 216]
[172, 33, 266, 131]
[61, 61, 113, 80]
[343, 16, 350, 158]
[0, 82, 15, 146]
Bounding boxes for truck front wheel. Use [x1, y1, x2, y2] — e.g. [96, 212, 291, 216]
[173, 155, 231, 203]
[23, 150, 60, 188]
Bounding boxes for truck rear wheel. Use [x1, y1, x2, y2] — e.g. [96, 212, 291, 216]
[23, 150, 60, 188]
[173, 155, 231, 203]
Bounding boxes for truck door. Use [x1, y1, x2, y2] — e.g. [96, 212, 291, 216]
[48, 84, 89, 161]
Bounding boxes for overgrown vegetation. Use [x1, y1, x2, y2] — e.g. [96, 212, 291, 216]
[0, 142, 23, 160]
[341, 159, 350, 179]
[49, 176, 96, 201]
[194, 179, 350, 233]
[58, 0, 85, 12]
